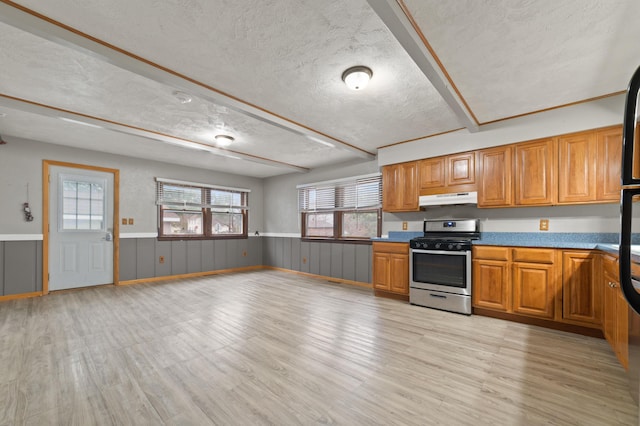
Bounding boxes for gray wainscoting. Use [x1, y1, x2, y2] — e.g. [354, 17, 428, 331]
[119, 237, 263, 281]
[262, 237, 372, 283]
[0, 241, 42, 296]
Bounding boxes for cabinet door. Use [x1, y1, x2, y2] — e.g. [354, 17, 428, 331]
[562, 251, 601, 327]
[373, 252, 391, 291]
[400, 162, 419, 211]
[602, 270, 617, 347]
[558, 132, 597, 203]
[514, 138, 556, 206]
[389, 254, 409, 295]
[512, 262, 555, 319]
[447, 152, 476, 187]
[596, 127, 622, 202]
[382, 165, 399, 211]
[472, 259, 510, 311]
[616, 287, 629, 370]
[478, 146, 512, 207]
[419, 157, 446, 192]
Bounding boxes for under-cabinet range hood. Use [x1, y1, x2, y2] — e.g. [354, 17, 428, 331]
[419, 192, 478, 207]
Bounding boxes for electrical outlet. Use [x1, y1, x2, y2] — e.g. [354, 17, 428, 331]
[302, 257, 307, 264]
[128, 218, 134, 225]
[159, 256, 165, 264]
[402, 221, 408, 230]
[242, 250, 247, 257]
[122, 218, 127, 225]
[539, 219, 549, 231]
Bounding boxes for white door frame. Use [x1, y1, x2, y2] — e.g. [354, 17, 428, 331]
[42, 160, 120, 294]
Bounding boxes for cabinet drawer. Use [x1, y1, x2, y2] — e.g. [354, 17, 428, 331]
[512, 248, 555, 264]
[473, 246, 510, 261]
[602, 254, 619, 279]
[372, 242, 409, 255]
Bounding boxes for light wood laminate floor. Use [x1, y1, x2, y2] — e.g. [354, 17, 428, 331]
[0, 269, 636, 425]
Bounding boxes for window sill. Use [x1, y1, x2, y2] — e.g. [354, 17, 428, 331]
[157, 235, 248, 241]
[300, 238, 373, 245]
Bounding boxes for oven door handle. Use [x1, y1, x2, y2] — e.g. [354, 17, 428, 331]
[411, 249, 469, 256]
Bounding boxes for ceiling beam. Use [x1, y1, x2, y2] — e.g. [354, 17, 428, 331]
[366, 0, 479, 133]
[0, 1, 376, 161]
[0, 94, 310, 173]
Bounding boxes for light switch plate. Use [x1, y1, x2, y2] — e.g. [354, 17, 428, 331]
[121, 218, 127, 225]
[402, 221, 408, 230]
[128, 218, 134, 225]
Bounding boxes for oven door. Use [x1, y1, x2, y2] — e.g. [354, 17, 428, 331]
[410, 249, 471, 295]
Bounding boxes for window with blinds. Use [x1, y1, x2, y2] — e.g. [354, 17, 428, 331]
[156, 178, 249, 238]
[297, 173, 381, 239]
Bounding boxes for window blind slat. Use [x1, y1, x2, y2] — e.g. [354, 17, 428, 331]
[297, 174, 381, 212]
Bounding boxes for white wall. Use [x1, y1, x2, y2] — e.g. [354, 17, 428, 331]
[379, 93, 625, 165]
[0, 137, 264, 236]
[263, 159, 380, 234]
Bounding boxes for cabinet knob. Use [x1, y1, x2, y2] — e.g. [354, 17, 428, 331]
[608, 282, 617, 288]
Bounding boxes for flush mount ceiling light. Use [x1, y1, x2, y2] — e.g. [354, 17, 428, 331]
[214, 134, 235, 147]
[172, 90, 192, 104]
[342, 66, 373, 91]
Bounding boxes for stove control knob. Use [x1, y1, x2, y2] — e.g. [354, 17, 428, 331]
[456, 243, 462, 250]
[448, 244, 454, 250]
[435, 243, 441, 249]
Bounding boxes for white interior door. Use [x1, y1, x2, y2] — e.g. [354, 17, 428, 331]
[49, 166, 114, 291]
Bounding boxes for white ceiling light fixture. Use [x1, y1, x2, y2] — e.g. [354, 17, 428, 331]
[342, 66, 373, 91]
[215, 134, 235, 147]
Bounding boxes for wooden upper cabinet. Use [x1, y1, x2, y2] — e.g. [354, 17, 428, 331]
[382, 162, 419, 212]
[419, 156, 446, 190]
[514, 138, 556, 206]
[558, 131, 597, 204]
[447, 152, 476, 187]
[478, 145, 512, 207]
[596, 126, 622, 202]
[419, 151, 476, 195]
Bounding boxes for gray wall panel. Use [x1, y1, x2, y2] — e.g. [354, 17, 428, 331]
[355, 245, 371, 283]
[342, 244, 356, 281]
[309, 243, 320, 275]
[319, 244, 331, 277]
[249, 238, 262, 266]
[136, 238, 156, 279]
[274, 237, 284, 268]
[186, 240, 202, 273]
[155, 240, 172, 277]
[282, 238, 292, 270]
[300, 241, 310, 273]
[237, 238, 249, 268]
[214, 240, 227, 270]
[290, 238, 301, 272]
[266, 237, 275, 266]
[330, 244, 343, 279]
[119, 238, 137, 281]
[0, 242, 4, 295]
[4, 241, 37, 295]
[227, 239, 239, 269]
[201, 240, 215, 271]
[171, 240, 187, 275]
[36, 241, 42, 292]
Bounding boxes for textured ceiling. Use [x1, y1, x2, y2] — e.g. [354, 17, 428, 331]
[0, 0, 638, 177]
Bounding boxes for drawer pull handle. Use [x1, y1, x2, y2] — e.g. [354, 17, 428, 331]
[430, 294, 447, 299]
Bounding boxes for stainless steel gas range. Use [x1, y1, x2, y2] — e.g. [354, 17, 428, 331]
[409, 219, 480, 315]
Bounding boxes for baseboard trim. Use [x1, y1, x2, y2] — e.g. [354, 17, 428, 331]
[374, 289, 410, 302]
[473, 307, 604, 338]
[0, 291, 42, 302]
[264, 266, 372, 289]
[118, 265, 264, 286]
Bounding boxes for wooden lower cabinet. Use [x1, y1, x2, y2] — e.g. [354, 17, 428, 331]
[602, 254, 628, 369]
[372, 242, 409, 296]
[512, 262, 555, 319]
[473, 246, 557, 320]
[561, 251, 602, 328]
[473, 259, 510, 311]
